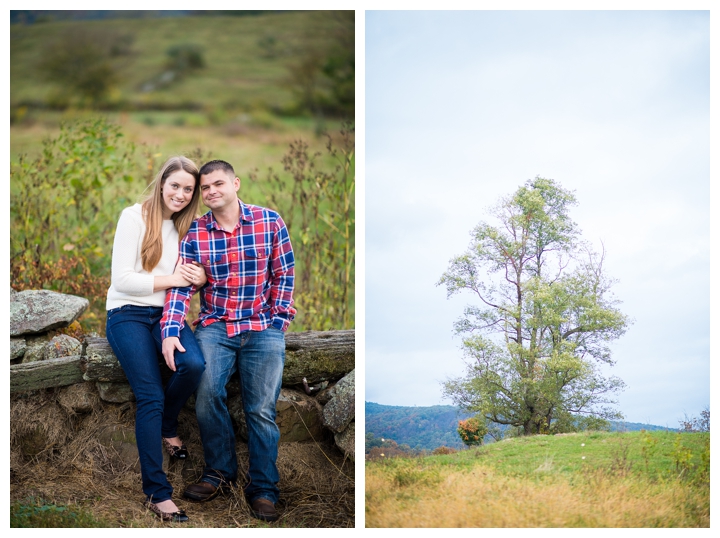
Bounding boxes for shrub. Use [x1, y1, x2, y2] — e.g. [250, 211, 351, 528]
[457, 416, 488, 446]
[10, 118, 142, 333]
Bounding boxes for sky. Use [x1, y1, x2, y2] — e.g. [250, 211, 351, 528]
[364, 9, 710, 428]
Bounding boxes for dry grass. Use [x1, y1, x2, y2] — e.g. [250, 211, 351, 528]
[11, 389, 354, 528]
[365, 460, 709, 528]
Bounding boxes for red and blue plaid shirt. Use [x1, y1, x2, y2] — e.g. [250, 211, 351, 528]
[160, 199, 296, 339]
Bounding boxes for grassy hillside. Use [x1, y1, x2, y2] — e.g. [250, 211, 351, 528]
[11, 11, 352, 114]
[366, 430, 709, 527]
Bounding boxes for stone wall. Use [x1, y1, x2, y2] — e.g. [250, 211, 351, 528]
[10, 289, 355, 461]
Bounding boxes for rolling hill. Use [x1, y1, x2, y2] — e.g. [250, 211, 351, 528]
[365, 402, 677, 452]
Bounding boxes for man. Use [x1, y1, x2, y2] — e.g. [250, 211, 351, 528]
[160, 159, 296, 522]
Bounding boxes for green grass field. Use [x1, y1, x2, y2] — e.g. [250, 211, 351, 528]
[366, 431, 710, 527]
[11, 12, 347, 111]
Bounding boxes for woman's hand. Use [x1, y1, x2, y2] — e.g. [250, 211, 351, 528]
[153, 260, 207, 292]
[178, 261, 207, 287]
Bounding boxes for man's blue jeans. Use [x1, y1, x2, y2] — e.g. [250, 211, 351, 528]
[193, 322, 285, 504]
[106, 305, 205, 502]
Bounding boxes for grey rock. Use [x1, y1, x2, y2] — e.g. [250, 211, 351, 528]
[42, 334, 82, 360]
[322, 369, 355, 433]
[11, 290, 89, 336]
[21, 333, 54, 363]
[10, 338, 26, 361]
[334, 421, 355, 461]
[96, 382, 136, 403]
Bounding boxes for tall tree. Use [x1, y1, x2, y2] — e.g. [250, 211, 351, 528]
[438, 177, 630, 435]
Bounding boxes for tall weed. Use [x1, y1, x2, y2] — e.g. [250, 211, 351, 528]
[250, 122, 355, 330]
[10, 118, 142, 332]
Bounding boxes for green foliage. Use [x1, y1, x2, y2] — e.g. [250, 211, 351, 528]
[438, 177, 630, 435]
[11, 497, 112, 528]
[457, 416, 488, 446]
[250, 123, 355, 330]
[366, 402, 472, 451]
[10, 117, 142, 332]
[282, 11, 354, 118]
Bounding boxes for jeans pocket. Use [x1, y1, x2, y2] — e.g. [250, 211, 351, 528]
[106, 305, 127, 320]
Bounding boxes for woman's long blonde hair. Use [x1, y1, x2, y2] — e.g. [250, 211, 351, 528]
[141, 156, 201, 272]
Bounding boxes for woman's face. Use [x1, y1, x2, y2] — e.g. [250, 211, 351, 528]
[161, 169, 196, 219]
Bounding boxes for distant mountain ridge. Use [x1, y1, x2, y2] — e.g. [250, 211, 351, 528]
[365, 402, 677, 451]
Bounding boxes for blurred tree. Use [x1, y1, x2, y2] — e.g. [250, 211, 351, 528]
[165, 43, 205, 71]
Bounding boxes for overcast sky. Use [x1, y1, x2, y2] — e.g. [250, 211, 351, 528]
[364, 9, 710, 427]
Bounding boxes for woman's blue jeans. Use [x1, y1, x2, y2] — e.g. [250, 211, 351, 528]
[106, 305, 205, 502]
[193, 322, 285, 504]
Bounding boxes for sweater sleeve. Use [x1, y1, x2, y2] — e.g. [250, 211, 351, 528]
[110, 209, 156, 296]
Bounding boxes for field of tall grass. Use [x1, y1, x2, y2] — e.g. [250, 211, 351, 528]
[365, 431, 709, 527]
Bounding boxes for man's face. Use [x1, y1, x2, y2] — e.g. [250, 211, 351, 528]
[200, 169, 240, 212]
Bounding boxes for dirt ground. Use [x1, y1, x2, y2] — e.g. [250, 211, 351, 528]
[10, 388, 355, 528]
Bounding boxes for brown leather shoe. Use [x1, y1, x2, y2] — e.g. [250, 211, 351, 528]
[250, 498, 278, 522]
[183, 480, 228, 502]
[143, 500, 189, 523]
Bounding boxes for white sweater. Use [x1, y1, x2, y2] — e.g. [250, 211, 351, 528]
[105, 204, 180, 310]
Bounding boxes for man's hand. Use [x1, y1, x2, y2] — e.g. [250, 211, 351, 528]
[162, 336, 185, 372]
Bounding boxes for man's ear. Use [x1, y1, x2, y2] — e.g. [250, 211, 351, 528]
[235, 177, 241, 192]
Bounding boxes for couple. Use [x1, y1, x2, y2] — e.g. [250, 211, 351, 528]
[105, 156, 295, 523]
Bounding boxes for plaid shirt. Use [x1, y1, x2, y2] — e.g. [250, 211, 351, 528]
[161, 199, 296, 339]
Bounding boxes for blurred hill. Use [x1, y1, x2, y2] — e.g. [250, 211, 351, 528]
[10, 10, 353, 118]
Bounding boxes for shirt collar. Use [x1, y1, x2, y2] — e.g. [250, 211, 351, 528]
[205, 199, 253, 231]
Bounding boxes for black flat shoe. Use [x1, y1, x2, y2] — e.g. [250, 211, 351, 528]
[143, 500, 189, 523]
[163, 438, 189, 460]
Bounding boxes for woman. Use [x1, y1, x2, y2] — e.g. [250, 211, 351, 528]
[105, 156, 206, 523]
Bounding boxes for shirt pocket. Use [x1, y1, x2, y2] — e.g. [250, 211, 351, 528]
[241, 247, 269, 278]
[202, 254, 227, 281]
